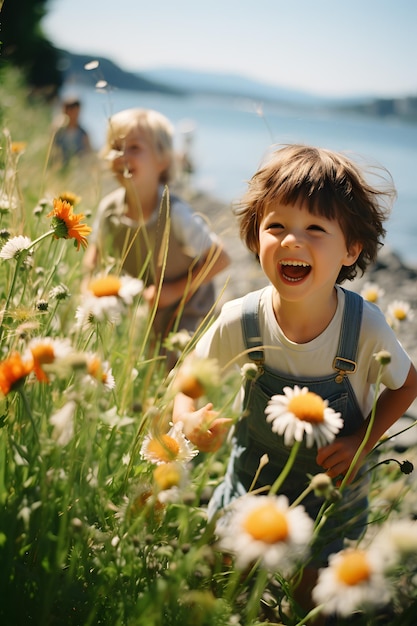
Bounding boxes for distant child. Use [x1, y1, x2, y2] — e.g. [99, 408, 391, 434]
[52, 96, 92, 166]
[84, 108, 230, 361]
[173, 144, 417, 614]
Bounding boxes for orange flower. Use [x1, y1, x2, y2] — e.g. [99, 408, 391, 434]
[47, 198, 92, 250]
[11, 142, 27, 155]
[0, 352, 33, 395]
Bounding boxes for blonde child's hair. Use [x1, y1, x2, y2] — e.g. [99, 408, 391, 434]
[236, 143, 397, 283]
[101, 108, 175, 184]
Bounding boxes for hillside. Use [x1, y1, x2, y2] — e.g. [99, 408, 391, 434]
[138, 67, 326, 105]
[58, 50, 417, 121]
[57, 50, 185, 95]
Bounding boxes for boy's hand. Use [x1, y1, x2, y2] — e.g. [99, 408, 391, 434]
[316, 434, 366, 485]
[179, 403, 233, 452]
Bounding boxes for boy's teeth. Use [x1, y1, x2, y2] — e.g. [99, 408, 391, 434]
[281, 261, 310, 267]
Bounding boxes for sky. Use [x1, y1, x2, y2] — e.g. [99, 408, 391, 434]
[43, 0, 417, 98]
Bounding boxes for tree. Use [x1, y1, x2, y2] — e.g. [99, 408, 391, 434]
[1, 0, 62, 97]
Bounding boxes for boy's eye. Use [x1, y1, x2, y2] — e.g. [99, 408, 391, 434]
[266, 222, 284, 230]
[307, 224, 326, 232]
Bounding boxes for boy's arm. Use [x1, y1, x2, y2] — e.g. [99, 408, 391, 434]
[144, 243, 230, 309]
[316, 362, 417, 482]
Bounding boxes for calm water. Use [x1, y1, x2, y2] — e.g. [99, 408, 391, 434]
[74, 85, 417, 265]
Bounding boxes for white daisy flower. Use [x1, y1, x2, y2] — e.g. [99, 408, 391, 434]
[49, 400, 77, 447]
[360, 281, 385, 303]
[76, 275, 143, 328]
[140, 422, 198, 465]
[0, 194, 18, 213]
[163, 329, 192, 352]
[265, 385, 344, 448]
[386, 299, 414, 323]
[312, 547, 392, 616]
[373, 518, 417, 568]
[154, 461, 188, 490]
[154, 461, 189, 504]
[0, 235, 32, 260]
[216, 494, 313, 573]
[75, 294, 122, 327]
[241, 362, 259, 380]
[28, 337, 74, 382]
[88, 274, 143, 305]
[49, 283, 71, 301]
[99, 407, 134, 428]
[85, 353, 116, 390]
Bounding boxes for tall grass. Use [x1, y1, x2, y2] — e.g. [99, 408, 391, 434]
[0, 67, 416, 626]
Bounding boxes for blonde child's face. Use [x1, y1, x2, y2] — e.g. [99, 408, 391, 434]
[110, 127, 167, 194]
[258, 200, 361, 303]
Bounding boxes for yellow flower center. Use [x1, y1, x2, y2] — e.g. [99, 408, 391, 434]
[88, 356, 101, 377]
[392, 307, 407, 321]
[288, 392, 325, 423]
[153, 462, 181, 490]
[11, 142, 27, 154]
[364, 289, 378, 303]
[89, 276, 122, 297]
[147, 435, 180, 462]
[243, 502, 289, 543]
[335, 551, 371, 586]
[30, 344, 55, 364]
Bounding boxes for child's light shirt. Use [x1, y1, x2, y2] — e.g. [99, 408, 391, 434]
[91, 185, 220, 282]
[196, 285, 411, 418]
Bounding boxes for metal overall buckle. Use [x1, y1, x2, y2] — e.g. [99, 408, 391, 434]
[332, 356, 357, 383]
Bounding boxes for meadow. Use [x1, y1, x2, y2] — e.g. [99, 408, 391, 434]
[1, 67, 417, 626]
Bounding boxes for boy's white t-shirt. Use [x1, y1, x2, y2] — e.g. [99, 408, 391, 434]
[195, 285, 411, 418]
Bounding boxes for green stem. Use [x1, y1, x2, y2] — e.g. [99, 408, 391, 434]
[245, 567, 269, 623]
[339, 361, 384, 491]
[290, 482, 313, 508]
[18, 387, 39, 446]
[294, 603, 325, 625]
[269, 440, 301, 496]
[1, 254, 23, 326]
[27, 229, 55, 251]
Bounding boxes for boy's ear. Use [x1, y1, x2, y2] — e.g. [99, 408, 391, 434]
[344, 241, 362, 266]
[157, 154, 171, 174]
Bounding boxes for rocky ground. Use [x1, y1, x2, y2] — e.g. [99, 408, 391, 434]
[190, 190, 417, 418]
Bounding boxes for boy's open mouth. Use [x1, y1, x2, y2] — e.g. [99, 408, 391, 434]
[279, 260, 311, 282]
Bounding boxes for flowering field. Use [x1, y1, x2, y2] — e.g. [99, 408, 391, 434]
[1, 69, 417, 626]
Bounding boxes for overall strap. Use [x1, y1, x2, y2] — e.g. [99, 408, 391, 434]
[241, 287, 364, 382]
[333, 288, 363, 383]
[241, 289, 266, 366]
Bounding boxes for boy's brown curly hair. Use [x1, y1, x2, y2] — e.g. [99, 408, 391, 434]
[235, 144, 396, 282]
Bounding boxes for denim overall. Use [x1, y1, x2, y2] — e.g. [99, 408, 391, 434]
[209, 288, 369, 560]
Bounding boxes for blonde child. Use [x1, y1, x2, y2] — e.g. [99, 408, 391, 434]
[84, 108, 230, 359]
[173, 144, 417, 618]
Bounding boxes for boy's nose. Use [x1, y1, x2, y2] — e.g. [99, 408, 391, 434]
[281, 231, 302, 248]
